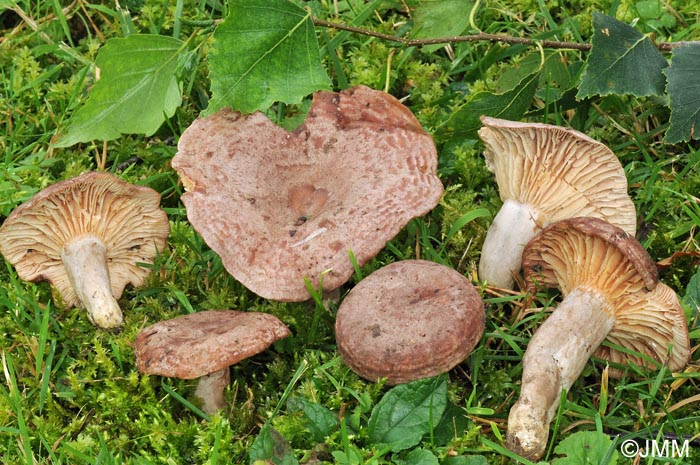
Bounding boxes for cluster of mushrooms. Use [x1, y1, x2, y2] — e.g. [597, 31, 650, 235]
[0, 85, 691, 460]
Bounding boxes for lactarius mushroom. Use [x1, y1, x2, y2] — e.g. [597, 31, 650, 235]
[335, 260, 485, 385]
[477, 116, 636, 289]
[133, 310, 291, 415]
[507, 217, 690, 460]
[172, 85, 443, 301]
[0, 172, 170, 329]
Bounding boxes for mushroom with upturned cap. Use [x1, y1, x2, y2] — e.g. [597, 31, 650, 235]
[172, 85, 444, 302]
[0, 172, 170, 329]
[133, 310, 291, 415]
[477, 116, 636, 290]
[335, 260, 485, 385]
[506, 217, 690, 460]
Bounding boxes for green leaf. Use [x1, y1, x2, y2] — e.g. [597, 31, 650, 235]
[207, 0, 331, 115]
[55, 34, 184, 147]
[286, 396, 338, 442]
[368, 376, 447, 452]
[551, 431, 618, 465]
[442, 456, 489, 465]
[411, 0, 474, 53]
[682, 266, 700, 316]
[442, 68, 540, 142]
[664, 44, 700, 143]
[577, 12, 668, 99]
[248, 424, 299, 465]
[394, 448, 439, 465]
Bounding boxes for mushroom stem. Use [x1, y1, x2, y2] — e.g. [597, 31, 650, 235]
[479, 199, 539, 289]
[507, 288, 615, 460]
[61, 235, 124, 329]
[194, 368, 231, 415]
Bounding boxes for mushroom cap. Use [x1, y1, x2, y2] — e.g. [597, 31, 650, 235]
[478, 116, 636, 235]
[0, 172, 170, 307]
[172, 85, 443, 302]
[522, 217, 689, 374]
[133, 310, 291, 379]
[335, 260, 485, 385]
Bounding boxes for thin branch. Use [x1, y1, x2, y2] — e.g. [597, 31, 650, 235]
[312, 17, 692, 52]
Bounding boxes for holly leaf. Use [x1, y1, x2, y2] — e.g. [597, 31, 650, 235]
[411, 0, 474, 53]
[664, 43, 700, 143]
[55, 34, 184, 147]
[207, 0, 331, 115]
[368, 376, 447, 452]
[442, 68, 540, 143]
[577, 12, 668, 99]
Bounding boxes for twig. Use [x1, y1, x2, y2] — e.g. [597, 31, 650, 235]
[312, 17, 693, 52]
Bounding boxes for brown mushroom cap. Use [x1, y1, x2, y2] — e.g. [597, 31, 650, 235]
[0, 172, 170, 307]
[522, 217, 689, 373]
[335, 260, 485, 385]
[172, 85, 444, 302]
[479, 116, 636, 233]
[133, 310, 291, 379]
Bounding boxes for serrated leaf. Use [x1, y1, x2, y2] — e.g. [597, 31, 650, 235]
[207, 0, 331, 115]
[368, 376, 447, 452]
[551, 431, 618, 465]
[577, 12, 668, 99]
[55, 34, 184, 147]
[442, 69, 540, 143]
[664, 44, 700, 143]
[411, 0, 473, 53]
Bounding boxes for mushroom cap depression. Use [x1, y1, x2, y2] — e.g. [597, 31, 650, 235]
[133, 310, 291, 379]
[172, 85, 444, 301]
[522, 217, 690, 374]
[335, 260, 485, 385]
[479, 116, 636, 234]
[0, 172, 170, 307]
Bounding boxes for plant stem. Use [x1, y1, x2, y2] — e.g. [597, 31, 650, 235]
[312, 17, 692, 52]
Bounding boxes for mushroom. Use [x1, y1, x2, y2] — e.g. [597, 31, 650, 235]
[0, 172, 170, 329]
[477, 116, 636, 290]
[172, 85, 444, 301]
[335, 260, 485, 385]
[506, 217, 690, 460]
[133, 310, 291, 415]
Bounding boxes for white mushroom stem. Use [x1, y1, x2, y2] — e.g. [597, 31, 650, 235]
[61, 234, 124, 329]
[507, 288, 615, 460]
[194, 368, 231, 415]
[479, 199, 539, 289]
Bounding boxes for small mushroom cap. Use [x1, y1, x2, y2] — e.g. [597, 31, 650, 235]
[522, 217, 689, 374]
[0, 172, 170, 306]
[172, 85, 443, 302]
[133, 310, 291, 379]
[335, 260, 485, 385]
[478, 116, 636, 234]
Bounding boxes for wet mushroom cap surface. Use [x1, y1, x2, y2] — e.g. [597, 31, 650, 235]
[335, 260, 485, 385]
[0, 171, 170, 307]
[522, 217, 689, 373]
[172, 85, 444, 301]
[133, 310, 291, 379]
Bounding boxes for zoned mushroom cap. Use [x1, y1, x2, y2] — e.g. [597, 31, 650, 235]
[335, 260, 485, 385]
[0, 172, 170, 307]
[522, 217, 690, 374]
[172, 85, 443, 302]
[133, 310, 291, 379]
[478, 116, 636, 234]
